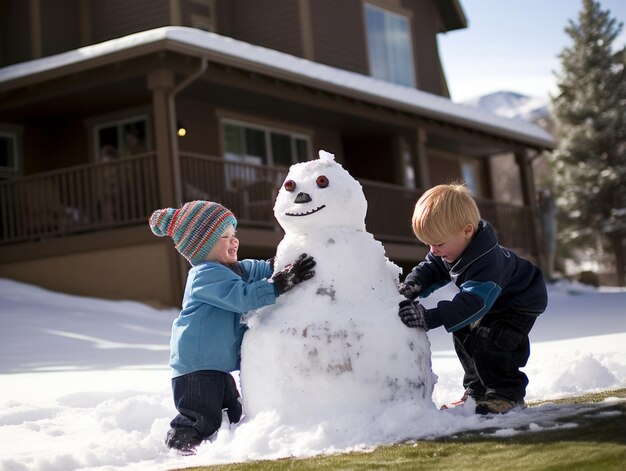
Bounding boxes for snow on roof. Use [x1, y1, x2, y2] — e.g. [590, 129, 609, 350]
[0, 27, 554, 148]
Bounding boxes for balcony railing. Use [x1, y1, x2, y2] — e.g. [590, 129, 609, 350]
[477, 197, 536, 254]
[179, 153, 537, 252]
[0, 153, 159, 244]
[181, 152, 284, 227]
[181, 153, 421, 241]
[0, 152, 537, 256]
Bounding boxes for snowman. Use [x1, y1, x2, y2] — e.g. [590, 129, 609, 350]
[240, 151, 436, 425]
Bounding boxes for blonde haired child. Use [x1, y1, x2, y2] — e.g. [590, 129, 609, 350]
[398, 184, 547, 414]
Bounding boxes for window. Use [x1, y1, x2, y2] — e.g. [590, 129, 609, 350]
[223, 120, 310, 165]
[402, 148, 416, 189]
[365, 3, 416, 87]
[94, 116, 149, 161]
[0, 133, 18, 178]
[462, 161, 480, 195]
[222, 120, 311, 188]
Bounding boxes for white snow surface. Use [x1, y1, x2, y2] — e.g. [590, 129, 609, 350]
[0, 279, 625, 470]
[0, 27, 553, 148]
[1, 151, 624, 471]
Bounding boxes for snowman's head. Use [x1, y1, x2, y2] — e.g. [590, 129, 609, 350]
[274, 151, 367, 234]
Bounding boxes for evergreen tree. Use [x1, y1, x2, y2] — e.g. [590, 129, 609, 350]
[552, 0, 626, 286]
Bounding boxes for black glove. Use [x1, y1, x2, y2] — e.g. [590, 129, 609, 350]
[398, 299, 428, 330]
[271, 253, 316, 295]
[399, 280, 422, 300]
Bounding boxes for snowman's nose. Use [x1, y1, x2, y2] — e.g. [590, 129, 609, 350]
[294, 192, 312, 204]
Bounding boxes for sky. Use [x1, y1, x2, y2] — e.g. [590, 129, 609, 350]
[1, 152, 625, 470]
[438, 0, 626, 102]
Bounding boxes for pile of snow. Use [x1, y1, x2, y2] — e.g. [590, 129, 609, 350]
[463, 91, 550, 122]
[0, 277, 624, 470]
[241, 151, 435, 425]
[1, 150, 624, 470]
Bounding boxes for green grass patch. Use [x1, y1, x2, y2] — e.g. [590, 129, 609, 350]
[177, 389, 626, 471]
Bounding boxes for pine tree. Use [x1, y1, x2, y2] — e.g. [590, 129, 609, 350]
[552, 0, 626, 286]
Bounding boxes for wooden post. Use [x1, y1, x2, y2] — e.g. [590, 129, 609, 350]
[298, 0, 314, 60]
[170, 0, 182, 25]
[29, 0, 42, 59]
[148, 70, 176, 209]
[414, 127, 430, 191]
[79, 0, 92, 46]
[515, 149, 545, 270]
[147, 69, 185, 305]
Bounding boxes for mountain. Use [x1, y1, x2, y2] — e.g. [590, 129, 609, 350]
[462, 91, 551, 123]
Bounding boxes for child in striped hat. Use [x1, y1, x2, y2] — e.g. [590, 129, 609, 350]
[149, 200, 315, 453]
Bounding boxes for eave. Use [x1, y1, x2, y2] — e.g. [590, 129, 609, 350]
[0, 27, 554, 151]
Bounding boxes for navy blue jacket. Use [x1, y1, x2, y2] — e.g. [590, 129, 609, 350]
[405, 220, 547, 332]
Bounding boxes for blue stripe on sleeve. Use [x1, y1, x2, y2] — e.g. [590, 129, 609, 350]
[448, 280, 502, 332]
[418, 280, 450, 298]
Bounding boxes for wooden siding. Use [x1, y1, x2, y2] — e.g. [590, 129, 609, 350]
[310, 0, 368, 74]
[41, 0, 82, 57]
[0, 0, 32, 66]
[404, 0, 447, 95]
[426, 152, 461, 185]
[0, 0, 451, 96]
[90, 0, 169, 43]
[226, 0, 303, 58]
[0, 236, 179, 305]
[180, 0, 216, 31]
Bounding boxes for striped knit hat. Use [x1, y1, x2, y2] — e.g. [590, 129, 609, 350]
[149, 201, 237, 265]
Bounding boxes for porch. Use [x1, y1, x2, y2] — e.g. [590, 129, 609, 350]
[0, 152, 538, 256]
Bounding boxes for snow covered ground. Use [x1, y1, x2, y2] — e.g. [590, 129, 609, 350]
[0, 277, 624, 471]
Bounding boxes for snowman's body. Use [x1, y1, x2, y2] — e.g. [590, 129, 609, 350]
[241, 152, 435, 424]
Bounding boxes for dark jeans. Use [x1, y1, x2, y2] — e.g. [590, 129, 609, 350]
[452, 310, 536, 402]
[170, 370, 242, 439]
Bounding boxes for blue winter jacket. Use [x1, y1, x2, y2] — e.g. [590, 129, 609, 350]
[169, 259, 277, 378]
[405, 220, 547, 332]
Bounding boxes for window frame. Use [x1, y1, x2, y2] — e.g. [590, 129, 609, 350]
[0, 128, 21, 179]
[364, 1, 417, 88]
[91, 113, 151, 162]
[220, 117, 312, 190]
[220, 118, 312, 168]
[461, 160, 481, 196]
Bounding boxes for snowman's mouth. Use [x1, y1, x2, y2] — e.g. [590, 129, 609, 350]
[286, 205, 326, 217]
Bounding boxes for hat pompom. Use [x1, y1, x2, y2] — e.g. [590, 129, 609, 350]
[149, 207, 176, 237]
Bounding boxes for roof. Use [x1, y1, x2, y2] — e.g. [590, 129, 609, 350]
[0, 27, 554, 149]
[437, 0, 468, 32]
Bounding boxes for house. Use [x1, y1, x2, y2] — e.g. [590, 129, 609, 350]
[0, 0, 554, 306]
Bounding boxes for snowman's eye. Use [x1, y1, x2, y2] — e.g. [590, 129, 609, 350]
[284, 180, 296, 192]
[316, 175, 329, 188]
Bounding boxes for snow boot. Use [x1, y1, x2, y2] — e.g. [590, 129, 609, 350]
[475, 396, 525, 415]
[440, 388, 480, 410]
[165, 427, 203, 454]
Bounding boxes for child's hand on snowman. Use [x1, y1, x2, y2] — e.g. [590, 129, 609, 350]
[398, 300, 428, 330]
[271, 253, 316, 294]
[398, 280, 422, 300]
